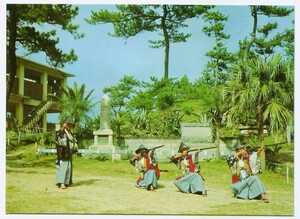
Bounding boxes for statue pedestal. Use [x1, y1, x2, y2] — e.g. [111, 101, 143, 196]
[89, 128, 115, 150]
[89, 94, 120, 160]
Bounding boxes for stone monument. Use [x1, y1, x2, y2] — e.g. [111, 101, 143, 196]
[181, 122, 213, 144]
[181, 122, 230, 159]
[89, 94, 115, 150]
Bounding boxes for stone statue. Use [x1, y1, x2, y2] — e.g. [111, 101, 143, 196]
[99, 94, 111, 130]
[90, 94, 115, 150]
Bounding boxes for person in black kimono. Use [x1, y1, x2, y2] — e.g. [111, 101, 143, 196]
[55, 120, 77, 189]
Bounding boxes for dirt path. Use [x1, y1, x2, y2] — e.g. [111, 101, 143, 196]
[6, 167, 257, 215]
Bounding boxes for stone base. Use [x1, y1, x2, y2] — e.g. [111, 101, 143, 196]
[87, 144, 120, 160]
[112, 153, 121, 160]
[93, 129, 113, 135]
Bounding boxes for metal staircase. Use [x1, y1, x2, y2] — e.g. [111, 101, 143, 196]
[23, 99, 53, 131]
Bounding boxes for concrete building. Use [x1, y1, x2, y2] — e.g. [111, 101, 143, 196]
[6, 57, 74, 132]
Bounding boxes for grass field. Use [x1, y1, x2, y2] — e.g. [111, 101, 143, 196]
[5, 144, 295, 216]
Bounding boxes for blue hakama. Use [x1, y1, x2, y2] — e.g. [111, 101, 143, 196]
[56, 159, 72, 186]
[136, 169, 158, 189]
[230, 175, 266, 199]
[173, 172, 206, 194]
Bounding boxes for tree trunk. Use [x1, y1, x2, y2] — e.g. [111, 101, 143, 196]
[6, 4, 18, 106]
[215, 125, 221, 161]
[213, 108, 222, 161]
[243, 6, 257, 61]
[162, 5, 169, 79]
[257, 105, 266, 172]
[117, 124, 121, 138]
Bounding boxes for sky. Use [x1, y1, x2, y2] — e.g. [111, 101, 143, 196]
[11, 3, 294, 122]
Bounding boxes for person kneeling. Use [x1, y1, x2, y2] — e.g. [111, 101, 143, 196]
[129, 144, 160, 191]
[226, 144, 269, 203]
[172, 143, 207, 196]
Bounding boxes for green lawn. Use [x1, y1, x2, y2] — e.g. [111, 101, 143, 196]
[5, 145, 294, 216]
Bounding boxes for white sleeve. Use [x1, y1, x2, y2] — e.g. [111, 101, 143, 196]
[249, 153, 258, 174]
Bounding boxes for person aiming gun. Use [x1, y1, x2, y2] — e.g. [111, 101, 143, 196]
[226, 143, 269, 203]
[171, 142, 208, 196]
[129, 144, 163, 191]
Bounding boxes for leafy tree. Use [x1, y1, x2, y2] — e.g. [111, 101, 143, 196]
[223, 54, 293, 170]
[133, 108, 149, 131]
[242, 6, 293, 60]
[120, 76, 202, 137]
[127, 87, 155, 133]
[230, 5, 294, 168]
[128, 89, 154, 112]
[154, 80, 176, 110]
[86, 4, 211, 79]
[102, 74, 212, 137]
[280, 23, 294, 61]
[253, 22, 282, 59]
[147, 77, 203, 136]
[201, 10, 235, 86]
[193, 79, 229, 160]
[57, 82, 97, 127]
[6, 4, 84, 104]
[144, 77, 180, 136]
[103, 75, 140, 137]
[199, 9, 235, 160]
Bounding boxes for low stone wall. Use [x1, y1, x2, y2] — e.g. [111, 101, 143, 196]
[123, 137, 180, 152]
[119, 137, 233, 161]
[78, 137, 234, 161]
[121, 137, 180, 161]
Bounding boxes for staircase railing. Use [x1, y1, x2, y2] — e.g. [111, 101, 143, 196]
[23, 98, 53, 131]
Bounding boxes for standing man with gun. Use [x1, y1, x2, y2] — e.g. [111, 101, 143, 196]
[129, 144, 163, 191]
[55, 119, 78, 189]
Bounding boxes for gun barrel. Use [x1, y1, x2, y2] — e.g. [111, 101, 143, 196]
[151, 145, 165, 150]
[263, 142, 287, 147]
[252, 142, 287, 149]
[188, 146, 217, 152]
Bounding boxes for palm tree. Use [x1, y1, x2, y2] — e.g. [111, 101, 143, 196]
[223, 54, 293, 171]
[57, 82, 98, 126]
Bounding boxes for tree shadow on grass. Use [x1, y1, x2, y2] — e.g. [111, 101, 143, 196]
[6, 169, 38, 174]
[72, 179, 102, 187]
[157, 184, 166, 189]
